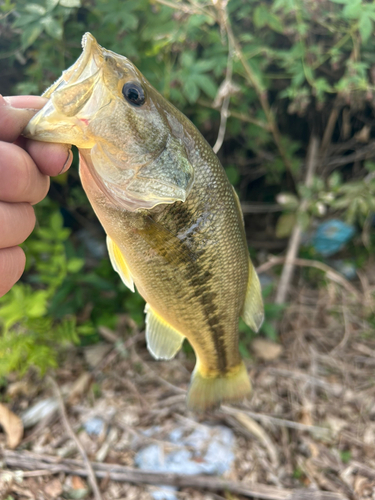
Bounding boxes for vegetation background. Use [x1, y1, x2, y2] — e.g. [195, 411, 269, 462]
[1, 0, 375, 377]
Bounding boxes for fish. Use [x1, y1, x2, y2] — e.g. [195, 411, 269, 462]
[24, 33, 264, 411]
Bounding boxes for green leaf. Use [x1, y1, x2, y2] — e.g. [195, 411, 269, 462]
[226, 166, 240, 186]
[183, 79, 199, 103]
[364, 161, 375, 172]
[340, 450, 352, 464]
[328, 172, 342, 189]
[67, 258, 84, 273]
[0, 0, 15, 12]
[267, 13, 284, 33]
[181, 51, 194, 68]
[50, 211, 64, 231]
[261, 321, 278, 341]
[45, 0, 60, 10]
[25, 3, 46, 15]
[21, 23, 43, 49]
[253, 5, 268, 28]
[276, 192, 299, 210]
[297, 211, 310, 231]
[26, 290, 49, 318]
[59, 0, 81, 7]
[13, 14, 39, 28]
[276, 213, 296, 238]
[192, 74, 217, 99]
[41, 16, 63, 39]
[343, 0, 362, 20]
[359, 15, 373, 44]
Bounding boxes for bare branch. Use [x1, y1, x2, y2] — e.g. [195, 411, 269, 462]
[212, 2, 234, 154]
[257, 256, 361, 300]
[275, 136, 320, 304]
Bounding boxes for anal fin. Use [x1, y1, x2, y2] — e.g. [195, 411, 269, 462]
[106, 236, 135, 292]
[242, 259, 264, 332]
[145, 304, 185, 360]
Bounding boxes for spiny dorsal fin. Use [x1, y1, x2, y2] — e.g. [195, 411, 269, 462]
[106, 236, 135, 292]
[145, 304, 185, 360]
[242, 260, 264, 332]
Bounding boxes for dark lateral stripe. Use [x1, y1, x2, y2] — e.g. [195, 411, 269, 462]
[188, 258, 228, 374]
[155, 200, 229, 374]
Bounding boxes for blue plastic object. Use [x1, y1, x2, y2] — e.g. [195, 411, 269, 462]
[312, 219, 355, 257]
[83, 417, 105, 436]
[134, 425, 235, 500]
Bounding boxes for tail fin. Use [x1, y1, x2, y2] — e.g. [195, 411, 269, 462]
[186, 362, 251, 412]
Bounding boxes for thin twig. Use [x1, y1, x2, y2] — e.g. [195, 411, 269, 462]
[212, 1, 234, 154]
[256, 256, 361, 299]
[223, 407, 330, 436]
[48, 377, 103, 500]
[326, 141, 375, 170]
[275, 136, 320, 304]
[319, 100, 342, 160]
[198, 99, 269, 129]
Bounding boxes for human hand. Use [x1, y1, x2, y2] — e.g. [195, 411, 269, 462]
[0, 95, 73, 297]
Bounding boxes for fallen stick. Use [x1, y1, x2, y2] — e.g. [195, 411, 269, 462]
[1, 450, 348, 500]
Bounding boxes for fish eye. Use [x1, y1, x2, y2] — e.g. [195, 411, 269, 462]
[122, 82, 146, 107]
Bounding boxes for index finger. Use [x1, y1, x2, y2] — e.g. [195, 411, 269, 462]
[0, 95, 47, 143]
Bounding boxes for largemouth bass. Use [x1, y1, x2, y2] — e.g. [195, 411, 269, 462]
[24, 33, 264, 411]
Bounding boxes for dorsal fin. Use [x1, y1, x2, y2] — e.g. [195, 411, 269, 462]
[145, 304, 185, 360]
[106, 236, 135, 292]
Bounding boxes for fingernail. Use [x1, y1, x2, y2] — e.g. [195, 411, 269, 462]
[59, 148, 73, 174]
[0, 95, 11, 107]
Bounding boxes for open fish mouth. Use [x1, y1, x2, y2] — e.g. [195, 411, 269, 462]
[23, 33, 108, 147]
[44, 33, 105, 99]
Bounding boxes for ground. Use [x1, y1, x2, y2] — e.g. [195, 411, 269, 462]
[1, 263, 375, 500]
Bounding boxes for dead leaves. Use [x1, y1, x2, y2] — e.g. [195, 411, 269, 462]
[0, 403, 23, 449]
[251, 338, 283, 361]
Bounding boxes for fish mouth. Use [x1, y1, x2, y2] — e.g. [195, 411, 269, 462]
[23, 33, 108, 147]
[44, 33, 104, 97]
[42, 32, 104, 99]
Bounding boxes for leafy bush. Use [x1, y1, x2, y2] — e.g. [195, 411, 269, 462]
[2, 0, 375, 374]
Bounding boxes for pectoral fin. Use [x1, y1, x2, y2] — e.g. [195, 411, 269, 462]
[145, 304, 185, 360]
[242, 260, 264, 332]
[106, 236, 135, 292]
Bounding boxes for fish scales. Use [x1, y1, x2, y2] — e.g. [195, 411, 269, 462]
[24, 33, 264, 411]
[82, 146, 247, 375]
